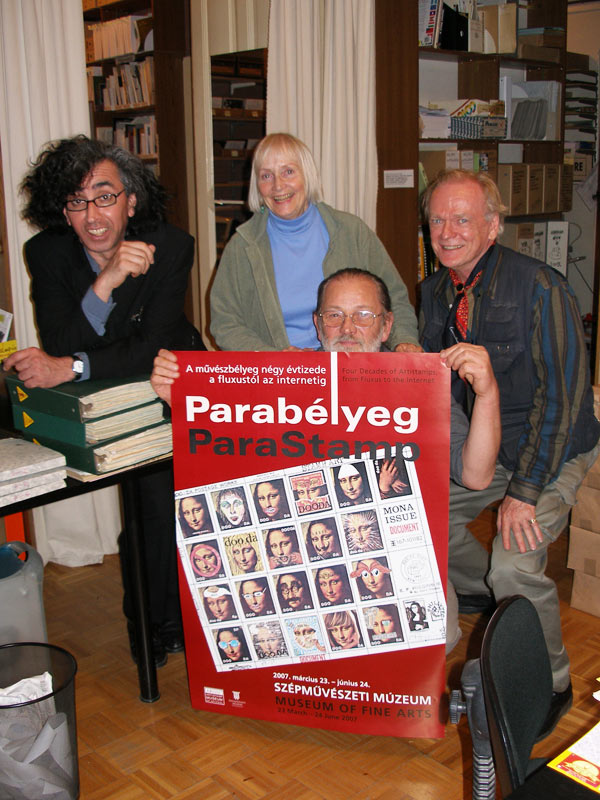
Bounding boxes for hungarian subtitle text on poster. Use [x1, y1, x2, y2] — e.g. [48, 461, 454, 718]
[172, 351, 450, 738]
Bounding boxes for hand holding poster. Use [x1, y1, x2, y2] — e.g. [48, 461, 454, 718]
[172, 351, 450, 738]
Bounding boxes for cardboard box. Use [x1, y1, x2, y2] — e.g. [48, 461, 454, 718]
[427, 98, 505, 117]
[481, 4, 517, 54]
[571, 484, 600, 533]
[460, 150, 475, 171]
[498, 4, 517, 52]
[570, 570, 600, 618]
[582, 450, 600, 490]
[244, 98, 265, 111]
[567, 51, 591, 71]
[517, 44, 562, 63]
[468, 15, 484, 53]
[497, 164, 527, 215]
[481, 6, 498, 54]
[532, 222, 547, 263]
[543, 164, 560, 213]
[546, 221, 569, 276]
[498, 222, 534, 256]
[560, 164, 574, 212]
[568, 526, 600, 577]
[573, 155, 593, 182]
[419, 150, 459, 182]
[519, 31, 566, 49]
[526, 164, 544, 214]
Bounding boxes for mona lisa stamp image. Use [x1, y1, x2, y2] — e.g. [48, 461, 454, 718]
[176, 446, 446, 672]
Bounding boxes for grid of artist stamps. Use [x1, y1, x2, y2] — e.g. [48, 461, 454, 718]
[175, 450, 446, 671]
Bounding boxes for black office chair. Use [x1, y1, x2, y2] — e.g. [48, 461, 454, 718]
[450, 595, 553, 799]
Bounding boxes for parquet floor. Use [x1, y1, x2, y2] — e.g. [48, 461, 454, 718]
[42, 508, 600, 799]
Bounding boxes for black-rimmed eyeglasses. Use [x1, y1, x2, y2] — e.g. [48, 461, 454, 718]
[65, 190, 125, 212]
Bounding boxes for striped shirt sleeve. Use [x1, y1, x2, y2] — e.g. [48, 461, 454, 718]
[507, 269, 589, 504]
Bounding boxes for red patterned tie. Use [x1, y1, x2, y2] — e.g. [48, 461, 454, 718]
[448, 268, 483, 340]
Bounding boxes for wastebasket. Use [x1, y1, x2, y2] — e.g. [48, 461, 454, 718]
[0, 643, 79, 799]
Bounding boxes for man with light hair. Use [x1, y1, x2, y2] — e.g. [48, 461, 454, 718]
[420, 168, 600, 736]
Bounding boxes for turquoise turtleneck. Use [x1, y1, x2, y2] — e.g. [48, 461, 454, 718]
[267, 203, 329, 349]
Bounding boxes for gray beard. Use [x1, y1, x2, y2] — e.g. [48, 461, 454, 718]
[319, 329, 384, 353]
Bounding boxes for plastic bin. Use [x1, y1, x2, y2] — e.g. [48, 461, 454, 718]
[0, 643, 79, 799]
[0, 542, 47, 646]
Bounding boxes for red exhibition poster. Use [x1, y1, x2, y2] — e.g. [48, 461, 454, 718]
[171, 350, 450, 738]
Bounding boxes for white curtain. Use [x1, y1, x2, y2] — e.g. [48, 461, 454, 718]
[266, 0, 378, 227]
[0, 0, 121, 566]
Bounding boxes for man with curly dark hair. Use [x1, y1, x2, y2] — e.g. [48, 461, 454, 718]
[6, 135, 200, 384]
[4, 135, 204, 667]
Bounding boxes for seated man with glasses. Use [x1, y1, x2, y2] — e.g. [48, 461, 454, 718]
[4, 135, 204, 667]
[312, 268, 500, 489]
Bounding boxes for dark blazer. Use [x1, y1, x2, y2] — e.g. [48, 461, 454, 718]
[26, 223, 203, 379]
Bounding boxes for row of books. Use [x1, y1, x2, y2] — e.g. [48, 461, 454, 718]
[6, 376, 172, 475]
[87, 57, 155, 112]
[96, 116, 158, 158]
[95, 118, 158, 160]
[419, 2, 567, 62]
[85, 14, 153, 62]
[418, 1, 517, 55]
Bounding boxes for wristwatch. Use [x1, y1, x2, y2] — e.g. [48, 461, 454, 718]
[71, 356, 84, 378]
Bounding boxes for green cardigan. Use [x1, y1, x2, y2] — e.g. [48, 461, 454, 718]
[210, 202, 418, 351]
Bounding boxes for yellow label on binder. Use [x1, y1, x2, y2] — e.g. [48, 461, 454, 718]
[0, 340, 17, 362]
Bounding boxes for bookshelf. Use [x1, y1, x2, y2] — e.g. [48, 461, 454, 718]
[211, 49, 266, 259]
[83, 0, 192, 233]
[375, 0, 569, 304]
[565, 53, 598, 178]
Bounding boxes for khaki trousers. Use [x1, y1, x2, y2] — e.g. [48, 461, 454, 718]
[446, 442, 600, 690]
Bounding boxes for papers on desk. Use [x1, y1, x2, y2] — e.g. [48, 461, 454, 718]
[549, 719, 600, 792]
[0, 439, 66, 508]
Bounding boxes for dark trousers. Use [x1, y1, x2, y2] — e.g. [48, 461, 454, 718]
[119, 466, 181, 627]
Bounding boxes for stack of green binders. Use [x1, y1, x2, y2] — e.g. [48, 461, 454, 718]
[6, 375, 172, 475]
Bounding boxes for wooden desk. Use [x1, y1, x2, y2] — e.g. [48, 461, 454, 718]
[0, 456, 172, 704]
[506, 764, 596, 799]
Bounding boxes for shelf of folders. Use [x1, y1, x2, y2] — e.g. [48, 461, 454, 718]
[564, 67, 597, 159]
